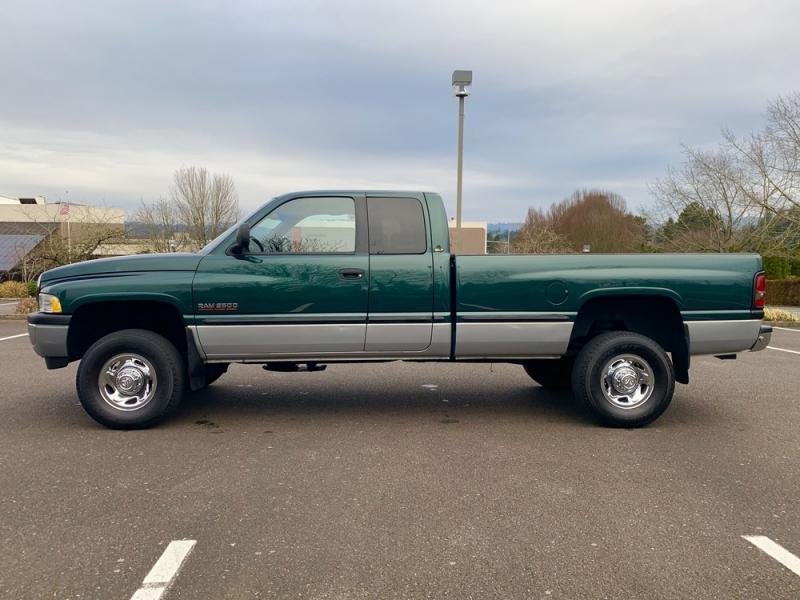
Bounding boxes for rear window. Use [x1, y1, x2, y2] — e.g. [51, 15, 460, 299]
[367, 197, 427, 254]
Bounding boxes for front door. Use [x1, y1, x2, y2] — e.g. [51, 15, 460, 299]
[193, 194, 369, 359]
[365, 196, 434, 351]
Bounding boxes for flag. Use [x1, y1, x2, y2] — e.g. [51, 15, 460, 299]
[59, 202, 70, 217]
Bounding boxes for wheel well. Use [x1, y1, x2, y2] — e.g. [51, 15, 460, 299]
[569, 295, 689, 384]
[67, 301, 187, 361]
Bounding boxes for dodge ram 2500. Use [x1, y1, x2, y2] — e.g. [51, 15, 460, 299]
[28, 190, 772, 429]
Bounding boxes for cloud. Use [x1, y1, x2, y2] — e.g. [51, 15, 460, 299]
[1, 0, 799, 220]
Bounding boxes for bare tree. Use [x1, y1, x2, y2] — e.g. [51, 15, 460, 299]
[514, 190, 645, 253]
[652, 92, 800, 253]
[172, 166, 239, 249]
[651, 146, 787, 252]
[16, 205, 126, 279]
[137, 166, 240, 252]
[511, 209, 573, 253]
[134, 197, 182, 253]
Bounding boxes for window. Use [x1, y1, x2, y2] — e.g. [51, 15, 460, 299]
[367, 197, 427, 254]
[249, 197, 356, 253]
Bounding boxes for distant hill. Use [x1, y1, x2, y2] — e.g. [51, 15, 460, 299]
[487, 222, 522, 235]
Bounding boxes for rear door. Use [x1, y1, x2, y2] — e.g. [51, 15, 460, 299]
[365, 195, 434, 351]
[193, 194, 369, 359]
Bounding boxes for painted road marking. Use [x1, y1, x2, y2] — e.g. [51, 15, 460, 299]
[130, 540, 196, 600]
[768, 346, 800, 355]
[773, 327, 800, 333]
[0, 333, 28, 342]
[742, 536, 800, 577]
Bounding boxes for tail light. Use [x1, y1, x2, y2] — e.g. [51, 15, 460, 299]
[753, 272, 766, 309]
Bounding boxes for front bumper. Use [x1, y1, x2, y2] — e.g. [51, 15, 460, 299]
[27, 312, 71, 368]
[750, 324, 772, 352]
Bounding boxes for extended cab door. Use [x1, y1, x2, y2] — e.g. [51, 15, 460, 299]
[364, 195, 434, 351]
[193, 194, 369, 359]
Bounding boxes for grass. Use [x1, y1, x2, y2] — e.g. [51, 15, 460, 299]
[764, 307, 800, 322]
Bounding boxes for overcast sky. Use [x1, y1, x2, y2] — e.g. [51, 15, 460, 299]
[2, 0, 799, 221]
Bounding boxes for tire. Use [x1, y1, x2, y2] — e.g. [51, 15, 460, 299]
[571, 331, 675, 428]
[76, 329, 185, 429]
[203, 363, 229, 387]
[523, 358, 574, 389]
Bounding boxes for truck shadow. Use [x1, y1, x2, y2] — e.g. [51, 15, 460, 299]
[178, 380, 594, 427]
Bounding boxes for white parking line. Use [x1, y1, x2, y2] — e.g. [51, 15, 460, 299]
[742, 535, 800, 577]
[768, 346, 800, 355]
[130, 540, 196, 600]
[773, 326, 800, 333]
[0, 333, 28, 342]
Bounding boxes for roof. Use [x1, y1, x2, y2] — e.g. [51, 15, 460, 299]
[0, 222, 58, 272]
[0, 234, 45, 271]
[0, 221, 59, 236]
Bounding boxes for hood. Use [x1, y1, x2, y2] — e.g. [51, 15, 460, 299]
[39, 253, 204, 284]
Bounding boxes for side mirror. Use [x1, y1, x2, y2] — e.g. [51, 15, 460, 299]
[234, 223, 251, 254]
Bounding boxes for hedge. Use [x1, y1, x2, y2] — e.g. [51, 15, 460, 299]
[791, 257, 800, 278]
[763, 255, 790, 279]
[766, 278, 800, 306]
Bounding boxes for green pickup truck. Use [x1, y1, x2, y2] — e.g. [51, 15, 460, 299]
[28, 190, 771, 429]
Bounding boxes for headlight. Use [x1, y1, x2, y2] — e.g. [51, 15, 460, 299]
[38, 293, 62, 314]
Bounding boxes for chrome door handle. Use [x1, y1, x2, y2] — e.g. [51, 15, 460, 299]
[339, 268, 365, 280]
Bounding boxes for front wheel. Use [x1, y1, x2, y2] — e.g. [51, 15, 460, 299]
[76, 329, 185, 429]
[571, 331, 675, 428]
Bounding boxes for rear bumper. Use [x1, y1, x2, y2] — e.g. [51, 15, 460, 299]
[750, 324, 772, 352]
[686, 319, 777, 355]
[27, 312, 70, 367]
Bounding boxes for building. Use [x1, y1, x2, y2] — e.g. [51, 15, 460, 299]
[0, 196, 126, 279]
[448, 220, 487, 254]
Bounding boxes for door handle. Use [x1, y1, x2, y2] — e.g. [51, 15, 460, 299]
[339, 268, 365, 280]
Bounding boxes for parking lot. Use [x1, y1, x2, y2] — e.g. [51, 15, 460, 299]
[1, 319, 799, 599]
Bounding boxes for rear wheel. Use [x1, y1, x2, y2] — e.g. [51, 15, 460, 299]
[522, 358, 574, 389]
[571, 331, 674, 428]
[76, 329, 185, 429]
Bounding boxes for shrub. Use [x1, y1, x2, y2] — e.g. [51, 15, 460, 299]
[14, 297, 37, 315]
[26, 280, 38, 297]
[0, 281, 29, 298]
[763, 256, 790, 279]
[766, 278, 800, 306]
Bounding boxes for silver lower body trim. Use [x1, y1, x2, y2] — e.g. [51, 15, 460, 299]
[195, 323, 451, 360]
[27, 323, 69, 358]
[365, 323, 432, 351]
[455, 322, 573, 358]
[686, 319, 763, 355]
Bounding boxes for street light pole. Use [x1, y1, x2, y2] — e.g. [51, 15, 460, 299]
[452, 70, 472, 232]
[456, 92, 465, 230]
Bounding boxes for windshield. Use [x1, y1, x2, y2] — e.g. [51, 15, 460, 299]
[198, 202, 269, 255]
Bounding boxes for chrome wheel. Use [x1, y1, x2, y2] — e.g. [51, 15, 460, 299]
[98, 353, 158, 411]
[600, 354, 653, 410]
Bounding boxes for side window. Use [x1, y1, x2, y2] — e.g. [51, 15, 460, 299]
[249, 197, 356, 253]
[368, 197, 427, 254]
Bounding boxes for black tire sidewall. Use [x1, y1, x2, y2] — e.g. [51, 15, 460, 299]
[76, 329, 184, 429]
[573, 333, 674, 427]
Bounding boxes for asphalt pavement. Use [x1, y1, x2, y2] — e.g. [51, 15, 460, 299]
[1, 319, 799, 599]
